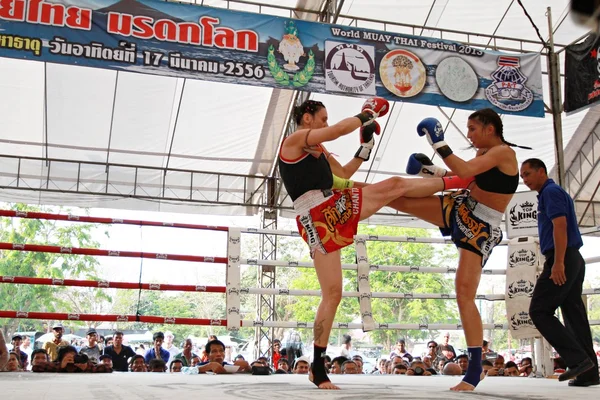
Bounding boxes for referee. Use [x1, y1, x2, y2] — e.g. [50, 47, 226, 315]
[520, 159, 599, 387]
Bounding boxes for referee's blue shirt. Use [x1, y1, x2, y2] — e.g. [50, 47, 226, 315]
[537, 179, 583, 255]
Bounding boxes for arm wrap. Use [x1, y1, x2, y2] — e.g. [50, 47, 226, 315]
[332, 174, 354, 189]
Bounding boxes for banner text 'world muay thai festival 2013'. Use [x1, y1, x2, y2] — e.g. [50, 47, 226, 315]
[0, 0, 545, 117]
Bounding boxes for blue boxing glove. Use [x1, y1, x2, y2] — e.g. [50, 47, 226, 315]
[417, 118, 453, 158]
[406, 153, 447, 178]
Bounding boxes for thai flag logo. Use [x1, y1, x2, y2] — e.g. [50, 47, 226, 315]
[498, 56, 520, 67]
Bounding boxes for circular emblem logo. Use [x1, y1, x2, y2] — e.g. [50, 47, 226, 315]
[324, 43, 376, 94]
[435, 56, 479, 102]
[379, 49, 426, 98]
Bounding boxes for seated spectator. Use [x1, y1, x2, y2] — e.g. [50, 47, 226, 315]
[30, 349, 49, 367]
[504, 361, 520, 376]
[256, 356, 271, 368]
[197, 339, 251, 374]
[323, 354, 331, 369]
[170, 359, 183, 373]
[341, 360, 359, 374]
[11, 335, 28, 370]
[330, 356, 348, 374]
[99, 355, 113, 369]
[385, 360, 392, 374]
[191, 355, 201, 367]
[456, 354, 468, 375]
[7, 352, 22, 372]
[435, 358, 446, 373]
[406, 360, 432, 376]
[442, 362, 463, 376]
[392, 364, 407, 375]
[373, 358, 387, 374]
[352, 356, 364, 374]
[390, 356, 406, 369]
[103, 331, 136, 372]
[173, 338, 199, 367]
[293, 356, 309, 374]
[275, 358, 290, 373]
[482, 359, 494, 375]
[519, 357, 533, 377]
[33, 345, 112, 373]
[129, 355, 147, 372]
[494, 354, 505, 369]
[148, 359, 167, 372]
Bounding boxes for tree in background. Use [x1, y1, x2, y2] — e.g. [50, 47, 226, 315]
[284, 225, 459, 352]
[0, 204, 109, 337]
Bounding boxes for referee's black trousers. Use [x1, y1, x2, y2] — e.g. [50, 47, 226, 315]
[529, 247, 599, 380]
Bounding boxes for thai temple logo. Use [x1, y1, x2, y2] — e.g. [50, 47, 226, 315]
[485, 56, 533, 112]
[267, 20, 315, 87]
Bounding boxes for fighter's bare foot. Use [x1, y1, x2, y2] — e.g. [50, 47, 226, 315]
[309, 368, 340, 390]
[450, 381, 476, 392]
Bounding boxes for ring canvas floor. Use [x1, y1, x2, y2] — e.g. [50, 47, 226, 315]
[2, 372, 597, 399]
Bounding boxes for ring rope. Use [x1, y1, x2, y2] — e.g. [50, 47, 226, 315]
[0, 242, 226, 264]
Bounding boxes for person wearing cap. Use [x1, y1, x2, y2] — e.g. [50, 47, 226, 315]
[80, 328, 102, 364]
[293, 356, 310, 374]
[43, 323, 69, 362]
[10, 334, 28, 370]
[144, 332, 170, 364]
[99, 354, 113, 369]
[163, 331, 180, 365]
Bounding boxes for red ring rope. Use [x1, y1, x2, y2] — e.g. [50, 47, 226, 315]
[0, 209, 229, 231]
[0, 310, 227, 326]
[0, 275, 226, 293]
[0, 242, 226, 263]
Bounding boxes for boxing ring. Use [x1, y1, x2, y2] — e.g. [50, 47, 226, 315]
[1, 209, 599, 399]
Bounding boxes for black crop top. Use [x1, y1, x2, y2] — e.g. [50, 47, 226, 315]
[278, 147, 333, 201]
[475, 167, 519, 194]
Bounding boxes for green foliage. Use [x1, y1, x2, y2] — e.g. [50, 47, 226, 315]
[0, 204, 109, 336]
[586, 277, 600, 343]
[284, 225, 459, 347]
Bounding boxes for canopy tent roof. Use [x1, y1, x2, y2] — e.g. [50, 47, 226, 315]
[0, 0, 598, 227]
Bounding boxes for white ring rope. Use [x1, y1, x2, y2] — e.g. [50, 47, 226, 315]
[241, 287, 600, 300]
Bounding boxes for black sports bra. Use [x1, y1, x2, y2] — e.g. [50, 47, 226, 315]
[475, 167, 518, 194]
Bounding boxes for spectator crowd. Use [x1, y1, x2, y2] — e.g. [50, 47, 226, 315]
[1, 326, 598, 381]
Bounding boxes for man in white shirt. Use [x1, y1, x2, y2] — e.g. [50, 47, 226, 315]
[164, 331, 180, 366]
